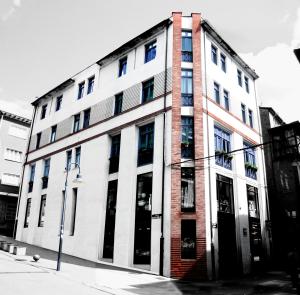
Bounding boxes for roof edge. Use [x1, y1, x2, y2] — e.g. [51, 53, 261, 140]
[0, 109, 31, 124]
[259, 106, 285, 125]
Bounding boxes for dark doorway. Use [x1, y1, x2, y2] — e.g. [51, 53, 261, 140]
[103, 180, 118, 259]
[134, 173, 152, 264]
[216, 174, 238, 277]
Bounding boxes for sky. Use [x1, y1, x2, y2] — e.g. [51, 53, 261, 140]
[0, 0, 300, 123]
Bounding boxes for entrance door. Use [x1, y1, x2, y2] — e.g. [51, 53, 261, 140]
[216, 174, 238, 277]
[247, 185, 263, 267]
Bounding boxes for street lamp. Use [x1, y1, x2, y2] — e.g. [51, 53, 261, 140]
[56, 162, 83, 271]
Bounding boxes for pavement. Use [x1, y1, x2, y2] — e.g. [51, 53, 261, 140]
[0, 235, 298, 295]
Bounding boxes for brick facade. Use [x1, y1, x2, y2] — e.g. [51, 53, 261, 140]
[170, 12, 207, 280]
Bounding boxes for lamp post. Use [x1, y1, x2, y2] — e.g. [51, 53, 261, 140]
[56, 162, 82, 271]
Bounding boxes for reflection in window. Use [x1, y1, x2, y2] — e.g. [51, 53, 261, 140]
[181, 117, 194, 159]
[214, 126, 232, 170]
[138, 123, 154, 166]
[181, 168, 195, 211]
[216, 174, 234, 214]
[181, 70, 193, 106]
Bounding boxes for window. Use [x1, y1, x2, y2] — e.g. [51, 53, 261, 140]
[237, 69, 242, 87]
[220, 53, 226, 72]
[103, 180, 118, 258]
[145, 40, 156, 63]
[244, 143, 257, 179]
[248, 109, 253, 128]
[8, 125, 27, 139]
[114, 93, 123, 115]
[118, 57, 127, 77]
[134, 173, 152, 264]
[24, 198, 31, 228]
[241, 103, 246, 123]
[181, 220, 196, 259]
[181, 117, 194, 159]
[50, 125, 57, 143]
[247, 185, 259, 218]
[216, 174, 234, 213]
[181, 31, 193, 62]
[40, 104, 47, 119]
[28, 164, 35, 193]
[75, 146, 81, 166]
[1, 173, 20, 186]
[223, 89, 230, 111]
[181, 168, 195, 211]
[181, 70, 193, 106]
[38, 195, 46, 227]
[36, 132, 42, 149]
[87, 76, 94, 95]
[66, 150, 72, 171]
[69, 188, 77, 236]
[214, 126, 232, 170]
[73, 114, 80, 133]
[244, 76, 249, 93]
[77, 82, 85, 99]
[83, 108, 90, 128]
[4, 148, 22, 162]
[55, 96, 62, 111]
[211, 44, 218, 65]
[109, 134, 121, 174]
[214, 82, 220, 104]
[138, 123, 154, 166]
[142, 78, 154, 103]
[42, 158, 50, 189]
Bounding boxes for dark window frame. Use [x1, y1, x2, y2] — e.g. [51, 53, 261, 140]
[109, 134, 121, 174]
[244, 143, 257, 180]
[114, 93, 123, 115]
[138, 123, 154, 166]
[36, 132, 42, 149]
[142, 78, 154, 103]
[214, 82, 220, 104]
[50, 125, 57, 143]
[144, 40, 157, 63]
[214, 126, 232, 170]
[223, 89, 230, 111]
[181, 219, 196, 259]
[211, 44, 218, 65]
[40, 104, 47, 120]
[73, 113, 81, 133]
[181, 30, 193, 62]
[241, 103, 247, 123]
[38, 195, 46, 227]
[83, 108, 91, 129]
[220, 53, 226, 72]
[55, 96, 62, 111]
[118, 57, 127, 77]
[87, 76, 95, 95]
[24, 198, 32, 228]
[237, 69, 243, 87]
[181, 116, 194, 159]
[77, 82, 85, 99]
[181, 69, 193, 106]
[181, 167, 195, 212]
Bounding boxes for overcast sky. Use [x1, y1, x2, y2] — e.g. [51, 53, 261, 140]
[0, 0, 299, 123]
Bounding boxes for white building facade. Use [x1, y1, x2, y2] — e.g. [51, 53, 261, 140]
[16, 13, 270, 280]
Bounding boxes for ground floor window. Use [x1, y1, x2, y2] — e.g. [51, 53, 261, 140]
[181, 219, 196, 259]
[38, 195, 46, 227]
[103, 180, 118, 259]
[134, 173, 152, 264]
[24, 198, 31, 228]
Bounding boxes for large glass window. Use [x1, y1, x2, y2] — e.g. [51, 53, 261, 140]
[73, 114, 81, 133]
[134, 173, 152, 264]
[36, 132, 41, 149]
[142, 78, 154, 103]
[214, 82, 220, 104]
[244, 143, 257, 179]
[181, 220, 196, 259]
[103, 180, 118, 259]
[214, 126, 232, 170]
[28, 164, 35, 193]
[69, 188, 77, 236]
[181, 168, 195, 211]
[83, 108, 90, 129]
[109, 134, 121, 174]
[145, 40, 156, 63]
[87, 76, 94, 95]
[38, 195, 46, 227]
[118, 57, 127, 77]
[42, 158, 50, 189]
[114, 93, 123, 115]
[181, 31, 193, 62]
[216, 174, 234, 214]
[211, 44, 218, 65]
[181, 70, 193, 106]
[241, 103, 246, 123]
[138, 123, 154, 166]
[77, 82, 85, 99]
[50, 125, 57, 143]
[24, 198, 31, 228]
[181, 117, 194, 159]
[40, 104, 47, 119]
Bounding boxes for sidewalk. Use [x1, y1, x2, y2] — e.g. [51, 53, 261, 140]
[0, 235, 297, 295]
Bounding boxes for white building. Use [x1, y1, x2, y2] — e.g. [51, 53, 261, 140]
[16, 12, 270, 280]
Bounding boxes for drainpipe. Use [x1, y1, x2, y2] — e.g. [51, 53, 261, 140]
[203, 29, 216, 280]
[13, 104, 37, 238]
[159, 19, 170, 276]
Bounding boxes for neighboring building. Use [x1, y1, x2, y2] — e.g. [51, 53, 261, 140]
[260, 107, 299, 267]
[0, 110, 31, 236]
[16, 13, 270, 280]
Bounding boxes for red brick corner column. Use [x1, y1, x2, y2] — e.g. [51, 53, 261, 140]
[170, 12, 207, 280]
